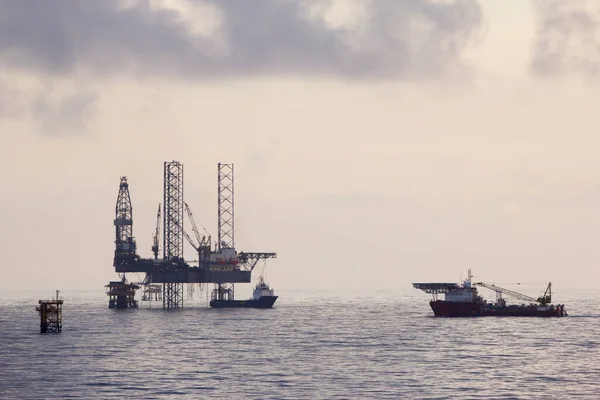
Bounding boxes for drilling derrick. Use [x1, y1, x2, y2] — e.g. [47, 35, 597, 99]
[114, 177, 137, 267]
[109, 177, 141, 308]
[163, 161, 184, 309]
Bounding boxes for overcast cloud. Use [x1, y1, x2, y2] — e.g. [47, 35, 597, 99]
[0, 0, 483, 80]
[532, 0, 600, 77]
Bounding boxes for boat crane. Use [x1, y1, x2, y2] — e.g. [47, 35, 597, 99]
[474, 282, 552, 305]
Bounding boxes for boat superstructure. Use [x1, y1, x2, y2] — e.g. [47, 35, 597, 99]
[253, 276, 275, 299]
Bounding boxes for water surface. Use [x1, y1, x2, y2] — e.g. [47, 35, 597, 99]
[1, 288, 598, 399]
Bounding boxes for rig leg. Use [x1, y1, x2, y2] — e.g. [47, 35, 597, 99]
[163, 283, 183, 309]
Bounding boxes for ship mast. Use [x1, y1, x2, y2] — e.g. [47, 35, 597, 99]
[463, 268, 473, 288]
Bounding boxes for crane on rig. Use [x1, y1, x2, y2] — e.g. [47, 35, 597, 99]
[474, 282, 552, 305]
[238, 252, 277, 272]
[184, 202, 211, 250]
[151, 204, 161, 259]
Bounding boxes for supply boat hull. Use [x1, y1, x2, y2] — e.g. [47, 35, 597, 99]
[210, 295, 278, 308]
[430, 300, 564, 317]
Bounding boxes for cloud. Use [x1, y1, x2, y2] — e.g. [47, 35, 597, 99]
[0, 74, 98, 135]
[532, 0, 600, 77]
[0, 78, 29, 119]
[0, 79, 11, 116]
[0, 0, 483, 80]
[31, 88, 98, 136]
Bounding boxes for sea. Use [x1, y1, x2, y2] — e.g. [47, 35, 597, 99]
[1, 287, 599, 399]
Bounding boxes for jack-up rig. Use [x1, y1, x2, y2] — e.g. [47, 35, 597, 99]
[107, 161, 276, 309]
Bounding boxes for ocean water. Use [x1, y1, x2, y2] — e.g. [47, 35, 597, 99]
[1, 288, 599, 399]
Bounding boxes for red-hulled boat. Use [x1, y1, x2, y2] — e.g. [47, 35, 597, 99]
[413, 269, 567, 317]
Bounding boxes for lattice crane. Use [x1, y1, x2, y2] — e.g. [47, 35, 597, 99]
[151, 204, 161, 259]
[474, 282, 552, 305]
[184, 202, 211, 249]
[238, 252, 277, 272]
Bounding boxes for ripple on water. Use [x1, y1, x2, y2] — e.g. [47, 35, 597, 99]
[0, 290, 599, 399]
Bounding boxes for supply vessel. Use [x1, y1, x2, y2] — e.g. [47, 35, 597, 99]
[210, 276, 278, 308]
[413, 270, 567, 317]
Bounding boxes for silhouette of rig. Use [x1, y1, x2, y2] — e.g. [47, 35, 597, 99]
[108, 161, 276, 309]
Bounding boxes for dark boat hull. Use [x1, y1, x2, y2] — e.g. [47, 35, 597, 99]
[430, 300, 565, 317]
[210, 296, 278, 309]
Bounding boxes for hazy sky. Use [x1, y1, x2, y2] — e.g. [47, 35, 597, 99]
[2, 0, 600, 294]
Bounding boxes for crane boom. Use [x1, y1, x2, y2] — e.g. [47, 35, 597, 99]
[238, 252, 277, 271]
[183, 229, 199, 252]
[184, 202, 204, 245]
[151, 204, 161, 259]
[474, 282, 552, 305]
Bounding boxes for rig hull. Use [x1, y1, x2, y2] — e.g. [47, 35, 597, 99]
[210, 296, 278, 309]
[430, 300, 565, 317]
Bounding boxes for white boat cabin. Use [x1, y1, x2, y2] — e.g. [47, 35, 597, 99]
[253, 277, 275, 300]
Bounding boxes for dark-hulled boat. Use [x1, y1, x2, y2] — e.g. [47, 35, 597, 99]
[210, 277, 278, 308]
[413, 270, 567, 317]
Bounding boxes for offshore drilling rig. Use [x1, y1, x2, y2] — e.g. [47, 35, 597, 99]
[107, 161, 276, 309]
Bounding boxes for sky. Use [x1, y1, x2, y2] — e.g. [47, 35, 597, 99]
[2, 0, 600, 295]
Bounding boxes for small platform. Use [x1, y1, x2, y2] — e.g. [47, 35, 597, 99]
[106, 279, 140, 309]
[36, 290, 63, 333]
